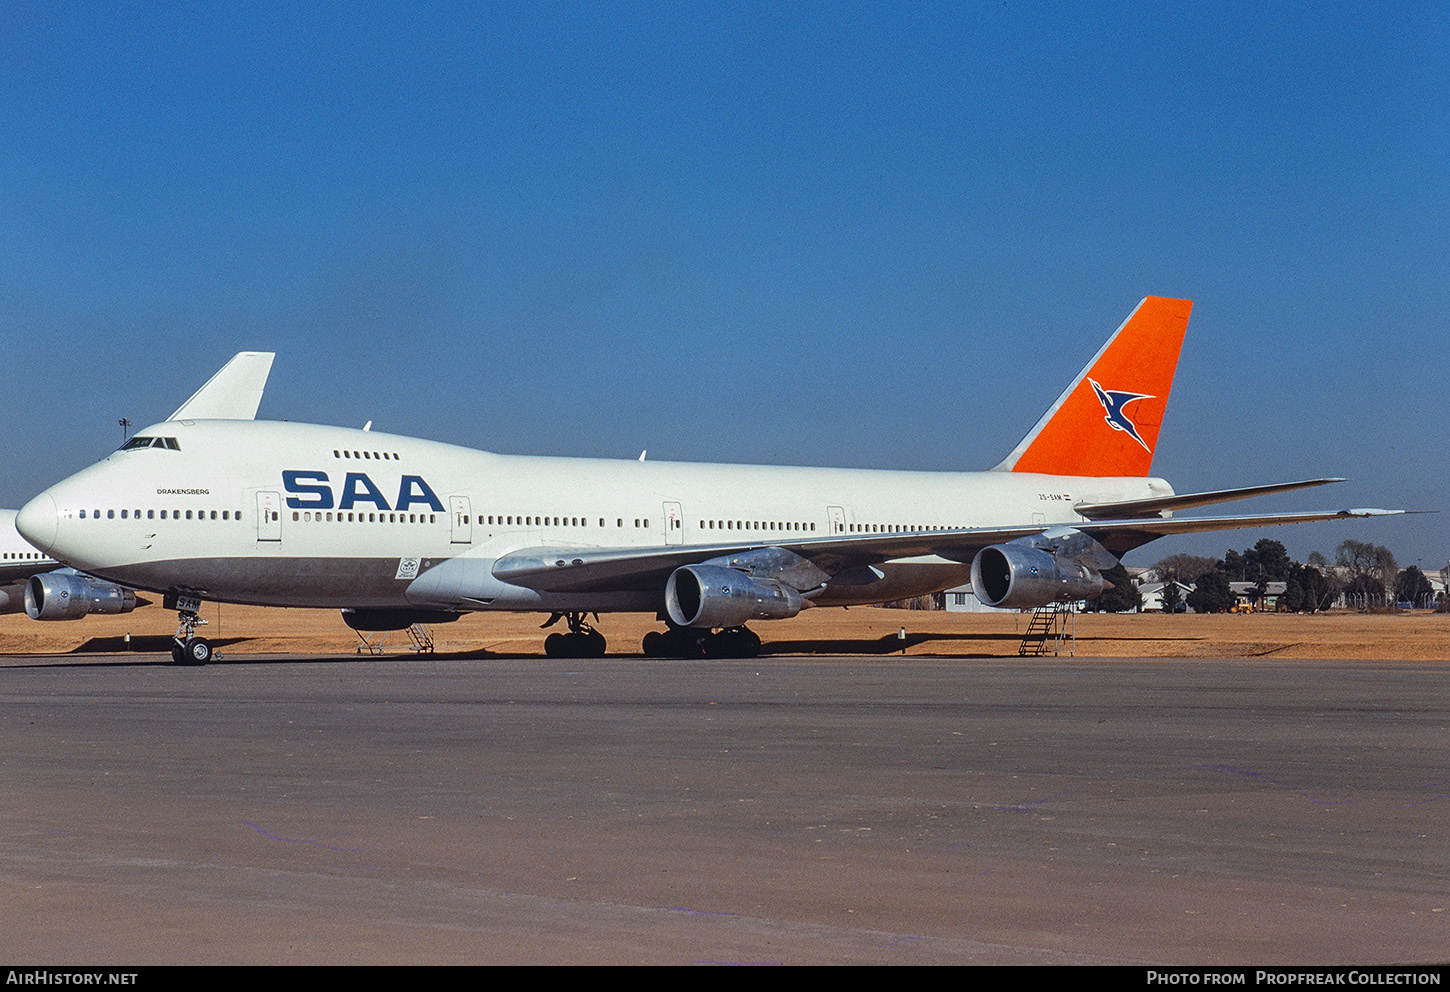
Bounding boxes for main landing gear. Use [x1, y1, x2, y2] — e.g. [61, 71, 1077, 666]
[171, 609, 212, 666]
[542, 612, 607, 658]
[641, 626, 761, 659]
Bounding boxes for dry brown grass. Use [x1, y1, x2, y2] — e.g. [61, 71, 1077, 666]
[2, 603, 1446, 660]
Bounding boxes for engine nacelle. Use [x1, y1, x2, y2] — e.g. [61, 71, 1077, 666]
[970, 544, 1107, 610]
[26, 572, 139, 621]
[665, 564, 804, 629]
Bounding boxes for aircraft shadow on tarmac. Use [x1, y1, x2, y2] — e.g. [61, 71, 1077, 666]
[30, 627, 1209, 665]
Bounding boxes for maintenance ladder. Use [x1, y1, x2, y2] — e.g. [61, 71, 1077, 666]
[355, 623, 436, 655]
[1018, 602, 1076, 657]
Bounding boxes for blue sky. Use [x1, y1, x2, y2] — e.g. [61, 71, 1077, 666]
[2, 2, 1445, 569]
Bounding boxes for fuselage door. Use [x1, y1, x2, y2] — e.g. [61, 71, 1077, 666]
[450, 496, 472, 544]
[256, 491, 282, 543]
[662, 501, 684, 546]
[827, 505, 847, 535]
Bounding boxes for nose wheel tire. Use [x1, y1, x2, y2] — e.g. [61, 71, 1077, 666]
[173, 637, 212, 666]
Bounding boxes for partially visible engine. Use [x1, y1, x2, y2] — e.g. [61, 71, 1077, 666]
[970, 544, 1108, 610]
[665, 564, 804, 629]
[26, 571, 139, 621]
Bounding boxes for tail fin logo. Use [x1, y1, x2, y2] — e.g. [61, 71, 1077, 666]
[1087, 379, 1153, 452]
[992, 296, 1193, 477]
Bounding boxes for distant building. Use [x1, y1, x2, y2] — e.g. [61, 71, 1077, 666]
[942, 584, 1015, 613]
[1138, 580, 1194, 612]
[1227, 581, 1287, 611]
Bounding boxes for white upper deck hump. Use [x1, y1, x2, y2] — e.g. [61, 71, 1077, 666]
[167, 352, 276, 422]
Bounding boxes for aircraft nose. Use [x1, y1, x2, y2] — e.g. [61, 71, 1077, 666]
[16, 493, 58, 554]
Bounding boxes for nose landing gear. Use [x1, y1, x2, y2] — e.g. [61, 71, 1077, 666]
[171, 608, 212, 666]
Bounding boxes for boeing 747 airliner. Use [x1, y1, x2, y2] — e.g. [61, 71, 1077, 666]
[15, 298, 1403, 663]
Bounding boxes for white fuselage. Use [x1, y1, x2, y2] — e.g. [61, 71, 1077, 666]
[20, 419, 1172, 613]
[0, 509, 60, 614]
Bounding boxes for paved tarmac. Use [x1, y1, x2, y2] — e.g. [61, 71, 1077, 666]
[0, 652, 1445, 965]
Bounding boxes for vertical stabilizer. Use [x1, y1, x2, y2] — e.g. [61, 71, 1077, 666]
[993, 297, 1192, 477]
[166, 352, 276, 421]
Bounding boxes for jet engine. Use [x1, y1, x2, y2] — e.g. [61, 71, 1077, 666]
[665, 564, 804, 629]
[25, 571, 139, 621]
[970, 544, 1108, 610]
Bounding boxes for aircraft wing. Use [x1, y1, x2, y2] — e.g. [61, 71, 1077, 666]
[492, 527, 1041, 594]
[492, 506, 1409, 594]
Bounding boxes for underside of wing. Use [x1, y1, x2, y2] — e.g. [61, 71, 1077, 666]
[491, 526, 1046, 595]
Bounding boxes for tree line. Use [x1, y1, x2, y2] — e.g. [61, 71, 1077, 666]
[1090, 539, 1440, 613]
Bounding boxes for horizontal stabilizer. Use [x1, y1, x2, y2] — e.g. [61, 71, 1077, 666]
[1077, 508, 1415, 556]
[1074, 478, 1346, 519]
[167, 352, 275, 421]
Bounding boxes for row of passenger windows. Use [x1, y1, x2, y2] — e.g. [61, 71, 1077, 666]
[333, 449, 401, 461]
[295, 511, 437, 524]
[846, 523, 960, 533]
[79, 509, 240, 521]
[465, 515, 649, 528]
[2, 551, 52, 560]
[70, 507, 954, 536]
[701, 520, 816, 532]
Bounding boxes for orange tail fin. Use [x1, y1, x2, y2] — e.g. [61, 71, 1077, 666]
[993, 297, 1193, 477]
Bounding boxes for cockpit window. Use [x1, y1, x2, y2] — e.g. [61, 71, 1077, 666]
[118, 436, 180, 452]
